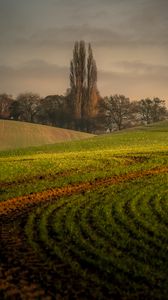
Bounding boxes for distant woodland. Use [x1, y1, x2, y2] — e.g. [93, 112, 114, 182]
[0, 41, 167, 133]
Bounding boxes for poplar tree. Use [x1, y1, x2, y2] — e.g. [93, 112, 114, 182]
[86, 43, 98, 118]
[70, 41, 86, 119]
[69, 41, 99, 127]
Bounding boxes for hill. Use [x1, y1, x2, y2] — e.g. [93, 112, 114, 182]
[0, 119, 95, 150]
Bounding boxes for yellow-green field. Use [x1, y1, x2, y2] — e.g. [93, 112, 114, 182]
[0, 119, 94, 150]
[0, 121, 168, 299]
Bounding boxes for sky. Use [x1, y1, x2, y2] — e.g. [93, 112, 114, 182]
[0, 0, 168, 103]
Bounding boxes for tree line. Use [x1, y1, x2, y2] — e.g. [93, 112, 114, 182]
[0, 41, 167, 133]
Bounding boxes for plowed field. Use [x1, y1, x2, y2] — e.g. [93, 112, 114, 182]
[1, 122, 168, 299]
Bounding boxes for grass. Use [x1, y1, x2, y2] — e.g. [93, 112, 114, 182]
[0, 121, 168, 201]
[0, 120, 168, 299]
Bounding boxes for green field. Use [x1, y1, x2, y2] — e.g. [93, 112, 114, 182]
[0, 119, 94, 150]
[0, 121, 168, 299]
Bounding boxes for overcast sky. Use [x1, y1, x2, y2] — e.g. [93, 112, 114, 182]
[0, 0, 168, 103]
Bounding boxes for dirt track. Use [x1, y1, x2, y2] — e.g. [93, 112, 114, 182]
[0, 166, 168, 219]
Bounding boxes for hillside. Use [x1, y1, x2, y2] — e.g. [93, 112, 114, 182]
[0, 119, 95, 150]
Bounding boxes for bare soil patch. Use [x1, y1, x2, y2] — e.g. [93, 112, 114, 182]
[1, 166, 167, 220]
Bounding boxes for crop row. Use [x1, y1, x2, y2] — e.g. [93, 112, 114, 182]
[25, 173, 168, 299]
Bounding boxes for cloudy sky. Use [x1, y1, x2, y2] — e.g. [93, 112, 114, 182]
[0, 0, 168, 103]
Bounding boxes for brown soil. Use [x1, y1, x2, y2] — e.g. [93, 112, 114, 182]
[1, 166, 168, 220]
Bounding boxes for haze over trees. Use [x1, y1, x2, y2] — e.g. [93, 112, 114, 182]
[0, 41, 167, 133]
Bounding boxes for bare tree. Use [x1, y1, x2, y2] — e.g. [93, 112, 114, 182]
[103, 94, 132, 130]
[69, 41, 100, 131]
[138, 98, 153, 124]
[151, 98, 167, 122]
[0, 94, 13, 119]
[138, 97, 167, 124]
[70, 41, 86, 119]
[14, 92, 41, 122]
[86, 43, 98, 118]
[36, 95, 67, 127]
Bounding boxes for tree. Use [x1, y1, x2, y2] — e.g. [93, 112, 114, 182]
[69, 41, 100, 131]
[151, 97, 167, 122]
[86, 43, 98, 118]
[0, 94, 13, 119]
[70, 41, 86, 120]
[102, 94, 132, 131]
[138, 97, 167, 124]
[10, 100, 22, 120]
[36, 95, 67, 127]
[138, 98, 153, 124]
[12, 92, 41, 122]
